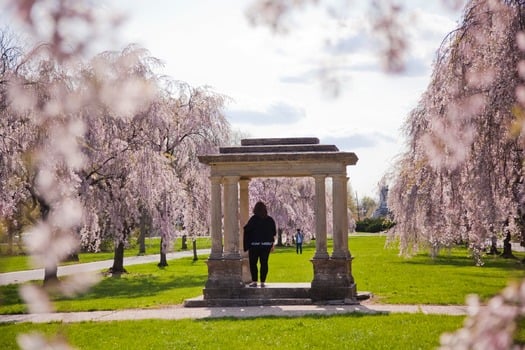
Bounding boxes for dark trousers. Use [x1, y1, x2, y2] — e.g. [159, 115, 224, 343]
[248, 246, 272, 282]
[296, 243, 303, 254]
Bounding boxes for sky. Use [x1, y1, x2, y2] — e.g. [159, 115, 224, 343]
[5, 0, 464, 199]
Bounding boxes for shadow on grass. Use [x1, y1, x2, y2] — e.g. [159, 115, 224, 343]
[0, 284, 22, 308]
[272, 244, 316, 254]
[0, 259, 208, 310]
[0, 273, 207, 310]
[196, 312, 374, 323]
[62, 271, 207, 302]
[398, 253, 524, 270]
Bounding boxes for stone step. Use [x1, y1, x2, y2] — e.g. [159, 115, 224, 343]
[239, 285, 311, 299]
[184, 296, 313, 307]
[183, 283, 371, 307]
[202, 283, 311, 300]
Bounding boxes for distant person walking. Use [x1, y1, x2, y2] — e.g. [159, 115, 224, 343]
[295, 228, 304, 254]
[243, 201, 277, 287]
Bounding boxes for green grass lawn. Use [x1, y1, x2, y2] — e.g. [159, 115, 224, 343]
[272, 235, 524, 304]
[0, 236, 212, 273]
[0, 256, 208, 314]
[350, 235, 525, 304]
[0, 235, 523, 314]
[1, 235, 524, 349]
[0, 314, 465, 350]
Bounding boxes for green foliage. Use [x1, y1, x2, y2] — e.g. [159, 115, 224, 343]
[95, 238, 115, 253]
[0, 314, 464, 350]
[355, 218, 395, 233]
[359, 196, 377, 218]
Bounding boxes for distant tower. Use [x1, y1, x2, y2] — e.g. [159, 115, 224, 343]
[373, 185, 390, 218]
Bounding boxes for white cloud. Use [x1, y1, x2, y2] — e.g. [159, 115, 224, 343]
[323, 132, 397, 151]
[226, 101, 306, 125]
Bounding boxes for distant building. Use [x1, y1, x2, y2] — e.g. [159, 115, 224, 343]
[372, 185, 390, 218]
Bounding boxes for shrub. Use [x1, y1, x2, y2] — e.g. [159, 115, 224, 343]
[355, 217, 395, 233]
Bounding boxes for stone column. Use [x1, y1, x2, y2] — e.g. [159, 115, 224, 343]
[311, 174, 356, 303]
[331, 174, 349, 259]
[341, 176, 350, 257]
[223, 176, 241, 259]
[209, 176, 223, 259]
[204, 176, 243, 293]
[239, 179, 251, 282]
[239, 179, 250, 235]
[312, 175, 329, 259]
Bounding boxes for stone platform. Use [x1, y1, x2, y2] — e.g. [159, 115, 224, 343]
[183, 283, 370, 307]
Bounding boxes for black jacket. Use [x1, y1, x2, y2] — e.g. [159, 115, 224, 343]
[243, 215, 276, 251]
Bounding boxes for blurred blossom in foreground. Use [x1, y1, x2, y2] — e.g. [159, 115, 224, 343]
[440, 280, 525, 349]
[4, 0, 129, 348]
[17, 332, 73, 350]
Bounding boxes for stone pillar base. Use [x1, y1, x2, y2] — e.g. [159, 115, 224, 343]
[310, 258, 356, 302]
[204, 258, 244, 297]
[241, 256, 252, 283]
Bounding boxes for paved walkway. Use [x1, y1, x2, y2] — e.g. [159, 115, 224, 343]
[0, 301, 472, 324]
[0, 249, 474, 324]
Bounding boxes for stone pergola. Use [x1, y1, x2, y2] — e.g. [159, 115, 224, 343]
[194, 137, 359, 304]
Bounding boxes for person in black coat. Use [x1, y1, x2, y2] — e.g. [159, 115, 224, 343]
[243, 201, 276, 287]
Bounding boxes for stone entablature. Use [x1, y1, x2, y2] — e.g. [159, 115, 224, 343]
[219, 144, 340, 154]
[219, 137, 339, 154]
[242, 137, 320, 145]
[199, 137, 357, 177]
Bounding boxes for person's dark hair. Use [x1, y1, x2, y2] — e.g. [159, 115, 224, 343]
[253, 201, 268, 218]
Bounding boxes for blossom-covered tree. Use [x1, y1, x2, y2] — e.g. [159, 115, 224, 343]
[385, 0, 525, 345]
[75, 45, 161, 273]
[388, 0, 524, 264]
[1, 43, 90, 284]
[2, 0, 230, 325]
[249, 177, 316, 242]
[0, 28, 33, 254]
[163, 82, 231, 240]
[248, 176, 356, 244]
[1, 38, 231, 275]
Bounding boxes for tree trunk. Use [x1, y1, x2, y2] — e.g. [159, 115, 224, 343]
[43, 264, 59, 286]
[138, 209, 148, 255]
[65, 251, 79, 262]
[488, 235, 499, 255]
[45, 264, 59, 283]
[500, 232, 516, 259]
[38, 195, 60, 283]
[110, 242, 127, 275]
[7, 220, 14, 255]
[138, 227, 146, 255]
[277, 228, 283, 246]
[158, 237, 168, 267]
[192, 238, 198, 261]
